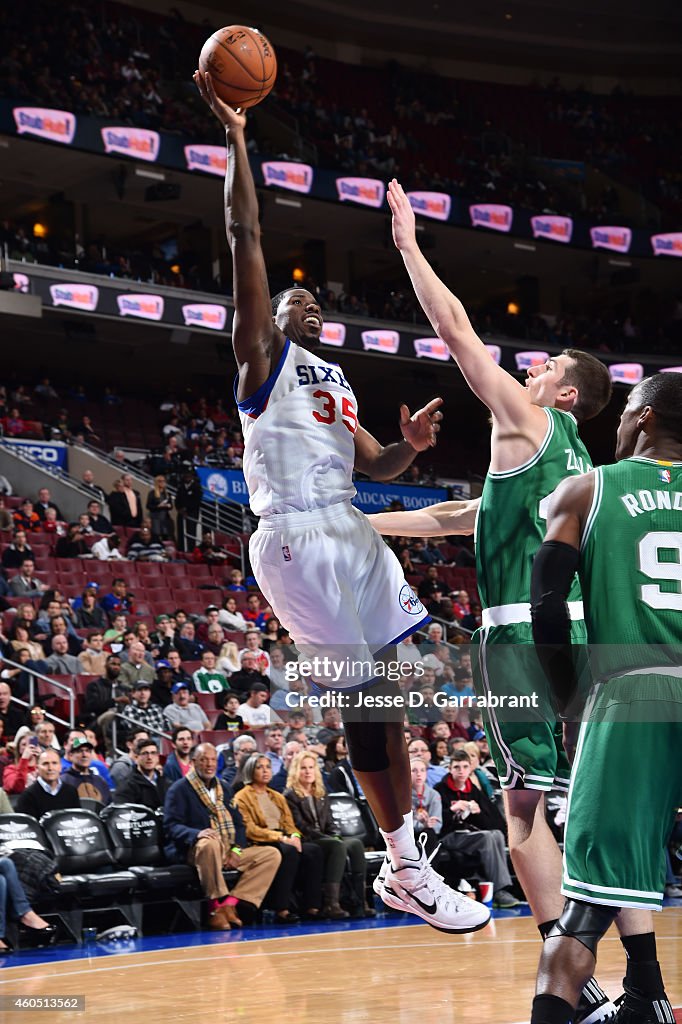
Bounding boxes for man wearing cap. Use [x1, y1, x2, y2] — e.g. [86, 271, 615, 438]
[237, 682, 276, 730]
[121, 680, 167, 742]
[18, 747, 81, 818]
[113, 737, 170, 810]
[196, 606, 223, 645]
[151, 660, 178, 708]
[60, 728, 114, 789]
[61, 736, 112, 805]
[164, 682, 211, 735]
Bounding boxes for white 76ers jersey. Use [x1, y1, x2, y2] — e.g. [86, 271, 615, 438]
[236, 339, 358, 517]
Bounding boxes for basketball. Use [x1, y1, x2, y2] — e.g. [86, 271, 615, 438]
[198, 25, 277, 109]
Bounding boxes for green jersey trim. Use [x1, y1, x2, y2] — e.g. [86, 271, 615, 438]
[580, 466, 602, 551]
[487, 407, 553, 480]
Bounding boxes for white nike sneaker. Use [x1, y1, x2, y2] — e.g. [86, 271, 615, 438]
[372, 855, 389, 898]
[381, 833, 491, 934]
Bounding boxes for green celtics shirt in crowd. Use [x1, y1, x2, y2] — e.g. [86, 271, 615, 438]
[580, 456, 682, 678]
[476, 405, 591, 615]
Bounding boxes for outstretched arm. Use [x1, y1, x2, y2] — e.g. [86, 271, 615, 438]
[530, 473, 594, 716]
[368, 498, 479, 537]
[193, 72, 282, 400]
[387, 180, 538, 432]
[353, 398, 443, 481]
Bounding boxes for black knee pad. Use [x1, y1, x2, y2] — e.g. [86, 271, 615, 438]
[343, 719, 391, 772]
[547, 899, 618, 955]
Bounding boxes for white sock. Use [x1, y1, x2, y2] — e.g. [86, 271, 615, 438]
[403, 810, 414, 835]
[381, 819, 418, 868]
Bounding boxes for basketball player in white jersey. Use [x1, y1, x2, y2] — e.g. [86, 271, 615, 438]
[194, 70, 489, 933]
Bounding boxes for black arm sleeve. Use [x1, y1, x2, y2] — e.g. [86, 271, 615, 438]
[530, 541, 581, 716]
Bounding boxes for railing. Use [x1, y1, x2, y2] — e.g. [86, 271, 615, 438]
[75, 440, 253, 551]
[4, 655, 77, 729]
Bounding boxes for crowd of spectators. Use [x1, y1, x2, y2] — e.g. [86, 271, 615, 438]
[0, 464, 537, 933]
[2, 1, 680, 231]
[1, 463, 682, 931]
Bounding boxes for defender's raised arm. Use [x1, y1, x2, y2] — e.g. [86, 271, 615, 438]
[387, 179, 536, 432]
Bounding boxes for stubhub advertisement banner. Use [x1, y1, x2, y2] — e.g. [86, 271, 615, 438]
[320, 323, 346, 347]
[4, 439, 68, 471]
[196, 467, 250, 505]
[117, 294, 164, 321]
[469, 204, 513, 233]
[181, 304, 227, 330]
[49, 284, 99, 311]
[361, 330, 400, 354]
[262, 161, 314, 194]
[407, 191, 451, 221]
[101, 126, 160, 162]
[184, 144, 227, 176]
[13, 107, 76, 145]
[352, 482, 447, 514]
[414, 337, 450, 361]
[609, 363, 643, 384]
[590, 226, 632, 254]
[516, 351, 549, 371]
[651, 233, 682, 257]
[336, 177, 385, 208]
[531, 215, 573, 244]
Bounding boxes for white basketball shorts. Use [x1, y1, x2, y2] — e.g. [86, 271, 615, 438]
[249, 500, 430, 691]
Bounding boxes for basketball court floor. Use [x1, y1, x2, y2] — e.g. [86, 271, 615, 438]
[0, 906, 680, 1023]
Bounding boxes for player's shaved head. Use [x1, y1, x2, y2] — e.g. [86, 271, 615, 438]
[631, 372, 682, 441]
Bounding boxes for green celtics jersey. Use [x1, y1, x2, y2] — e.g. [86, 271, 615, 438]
[580, 456, 682, 677]
[476, 406, 591, 610]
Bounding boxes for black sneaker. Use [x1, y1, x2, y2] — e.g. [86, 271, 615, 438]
[611, 990, 675, 1024]
[574, 978, 617, 1024]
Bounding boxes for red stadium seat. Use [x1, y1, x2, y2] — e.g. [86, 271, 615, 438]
[194, 693, 219, 715]
[163, 563, 187, 578]
[223, 631, 245, 647]
[169, 577, 193, 591]
[137, 563, 162, 578]
[198, 730, 230, 746]
[141, 576, 167, 590]
[187, 565, 212, 580]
